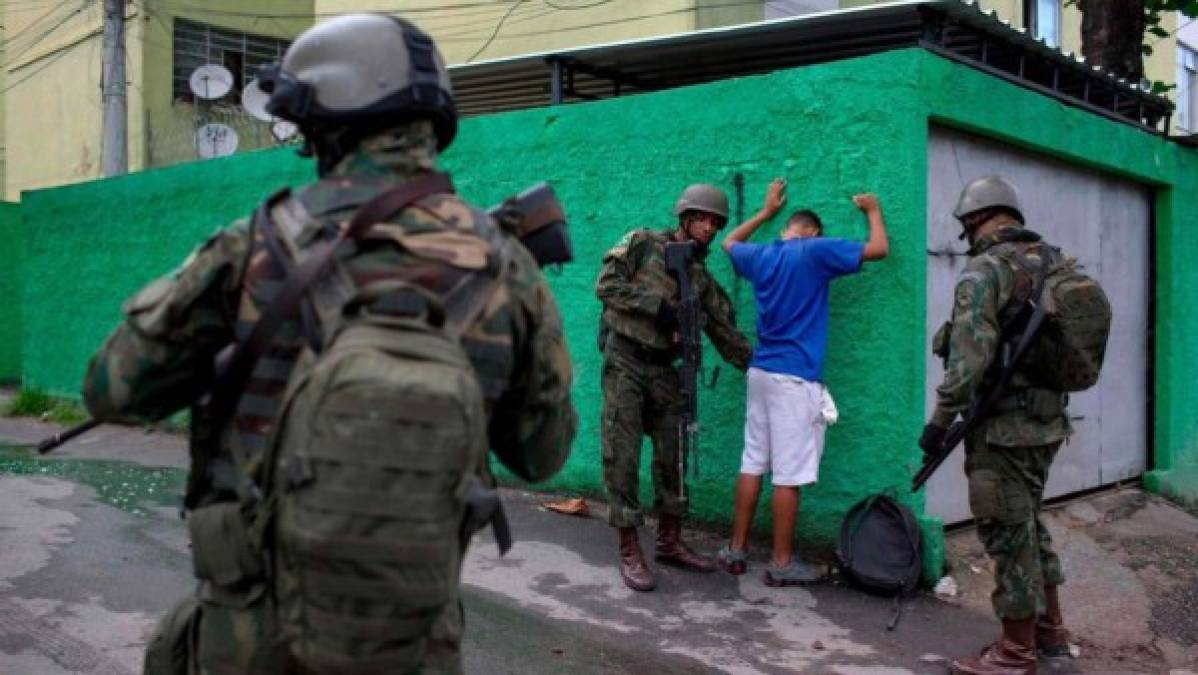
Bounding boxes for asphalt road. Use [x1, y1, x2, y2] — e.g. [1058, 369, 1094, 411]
[2, 415, 1194, 674]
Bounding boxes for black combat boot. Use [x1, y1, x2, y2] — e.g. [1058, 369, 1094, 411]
[617, 527, 655, 592]
[654, 514, 716, 573]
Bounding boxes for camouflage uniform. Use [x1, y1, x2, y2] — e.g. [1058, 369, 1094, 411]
[596, 229, 750, 527]
[930, 218, 1070, 621]
[84, 121, 577, 673]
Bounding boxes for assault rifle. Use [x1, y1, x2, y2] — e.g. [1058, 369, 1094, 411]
[664, 240, 701, 500]
[911, 297, 1049, 492]
[37, 180, 575, 455]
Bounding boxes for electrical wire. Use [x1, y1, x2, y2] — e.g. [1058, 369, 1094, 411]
[149, 0, 521, 20]
[466, 0, 523, 62]
[437, 0, 768, 42]
[0, 40, 72, 93]
[1, 0, 76, 48]
[6, 0, 93, 63]
[543, 0, 614, 9]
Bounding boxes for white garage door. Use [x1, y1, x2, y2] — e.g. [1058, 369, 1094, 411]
[924, 126, 1151, 524]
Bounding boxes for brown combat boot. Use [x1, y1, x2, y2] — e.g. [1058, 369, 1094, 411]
[1036, 585, 1069, 658]
[654, 514, 716, 573]
[949, 618, 1038, 675]
[617, 527, 655, 592]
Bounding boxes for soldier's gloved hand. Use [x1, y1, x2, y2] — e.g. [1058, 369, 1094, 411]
[655, 302, 679, 332]
[918, 423, 947, 460]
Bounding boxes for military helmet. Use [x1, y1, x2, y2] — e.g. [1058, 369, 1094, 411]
[673, 183, 729, 219]
[258, 13, 457, 150]
[953, 175, 1023, 223]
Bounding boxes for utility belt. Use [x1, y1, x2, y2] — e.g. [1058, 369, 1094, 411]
[989, 387, 1069, 422]
[606, 330, 679, 366]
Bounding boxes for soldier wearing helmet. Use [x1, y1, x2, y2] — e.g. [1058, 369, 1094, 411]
[921, 176, 1074, 675]
[83, 14, 576, 673]
[594, 183, 752, 592]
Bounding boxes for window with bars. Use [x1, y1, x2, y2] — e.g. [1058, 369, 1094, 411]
[1179, 44, 1197, 132]
[172, 18, 289, 104]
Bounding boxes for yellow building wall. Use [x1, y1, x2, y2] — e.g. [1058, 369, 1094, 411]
[137, 2, 312, 170]
[0, 2, 6, 191]
[3, 1, 312, 199]
[313, 1, 723, 64]
[5, 1, 113, 199]
[697, 0, 766, 30]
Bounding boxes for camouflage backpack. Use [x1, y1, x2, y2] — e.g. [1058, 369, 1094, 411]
[249, 176, 512, 672]
[1001, 243, 1111, 392]
[268, 289, 498, 671]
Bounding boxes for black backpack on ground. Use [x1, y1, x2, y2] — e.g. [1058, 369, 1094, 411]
[837, 493, 922, 629]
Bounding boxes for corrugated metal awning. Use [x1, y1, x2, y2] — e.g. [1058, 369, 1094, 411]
[447, 0, 1173, 135]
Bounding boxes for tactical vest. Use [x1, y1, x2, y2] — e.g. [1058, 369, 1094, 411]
[223, 187, 515, 485]
[601, 229, 710, 351]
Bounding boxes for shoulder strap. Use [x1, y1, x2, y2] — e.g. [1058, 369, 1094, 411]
[209, 172, 455, 442]
[443, 219, 516, 340]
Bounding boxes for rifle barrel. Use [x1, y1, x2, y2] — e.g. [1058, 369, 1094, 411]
[36, 419, 101, 454]
[911, 301, 1051, 492]
[911, 423, 965, 491]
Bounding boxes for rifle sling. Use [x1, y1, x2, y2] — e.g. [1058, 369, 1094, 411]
[913, 255, 1053, 492]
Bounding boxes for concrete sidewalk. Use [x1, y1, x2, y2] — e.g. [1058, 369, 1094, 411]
[1, 415, 1196, 674]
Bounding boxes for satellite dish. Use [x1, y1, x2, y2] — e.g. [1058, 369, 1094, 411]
[241, 78, 272, 122]
[272, 120, 298, 142]
[194, 123, 239, 158]
[189, 64, 234, 100]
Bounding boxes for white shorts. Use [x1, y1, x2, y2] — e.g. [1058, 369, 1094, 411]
[740, 367, 832, 487]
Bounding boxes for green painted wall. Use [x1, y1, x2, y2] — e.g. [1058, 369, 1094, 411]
[19, 150, 307, 398]
[441, 54, 933, 574]
[12, 48, 1198, 581]
[0, 202, 20, 381]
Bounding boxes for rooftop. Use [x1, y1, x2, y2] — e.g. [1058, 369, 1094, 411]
[447, 0, 1174, 136]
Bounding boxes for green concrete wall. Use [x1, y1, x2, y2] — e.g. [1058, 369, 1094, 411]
[0, 202, 20, 381]
[443, 55, 930, 540]
[19, 150, 307, 398]
[12, 47, 1198, 581]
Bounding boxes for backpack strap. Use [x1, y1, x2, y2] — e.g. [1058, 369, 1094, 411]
[209, 171, 455, 480]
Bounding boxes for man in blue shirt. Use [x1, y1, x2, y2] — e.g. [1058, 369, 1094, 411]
[716, 178, 889, 585]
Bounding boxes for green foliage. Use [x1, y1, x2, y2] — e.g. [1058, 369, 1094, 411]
[1145, 0, 1198, 41]
[1151, 80, 1178, 94]
[3, 389, 89, 426]
[1069, 0, 1198, 91]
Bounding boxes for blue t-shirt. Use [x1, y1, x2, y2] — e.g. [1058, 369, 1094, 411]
[728, 238, 864, 381]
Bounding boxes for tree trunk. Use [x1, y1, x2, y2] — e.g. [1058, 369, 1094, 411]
[1078, 0, 1147, 81]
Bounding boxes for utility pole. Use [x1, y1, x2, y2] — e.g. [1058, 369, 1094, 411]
[100, 0, 127, 176]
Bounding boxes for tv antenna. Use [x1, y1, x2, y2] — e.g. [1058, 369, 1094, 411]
[272, 120, 298, 142]
[194, 123, 239, 158]
[240, 78, 273, 122]
[189, 64, 234, 100]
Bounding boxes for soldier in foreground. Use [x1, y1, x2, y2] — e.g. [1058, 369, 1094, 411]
[83, 14, 576, 674]
[595, 184, 752, 592]
[921, 177, 1086, 675]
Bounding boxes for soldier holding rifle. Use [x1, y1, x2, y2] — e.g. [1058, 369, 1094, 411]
[595, 183, 751, 592]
